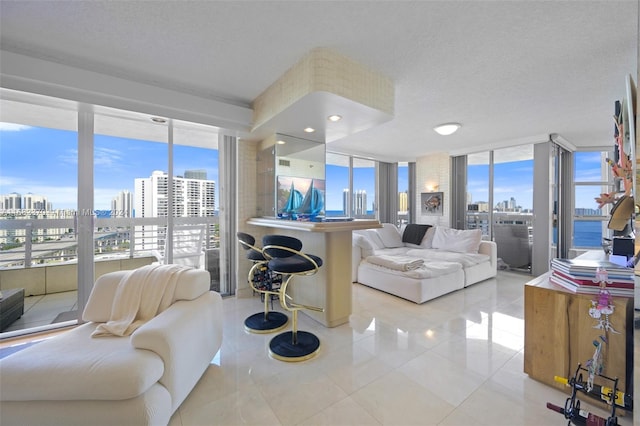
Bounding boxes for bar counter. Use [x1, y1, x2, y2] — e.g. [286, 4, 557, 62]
[247, 217, 381, 327]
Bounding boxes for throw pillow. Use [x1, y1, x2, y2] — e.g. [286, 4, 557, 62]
[402, 224, 431, 245]
[432, 227, 482, 253]
[377, 223, 404, 248]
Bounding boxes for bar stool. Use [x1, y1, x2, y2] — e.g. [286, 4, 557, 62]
[236, 232, 288, 333]
[262, 235, 324, 362]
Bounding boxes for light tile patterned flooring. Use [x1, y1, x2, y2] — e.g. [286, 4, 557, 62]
[170, 270, 633, 426]
[2, 271, 633, 425]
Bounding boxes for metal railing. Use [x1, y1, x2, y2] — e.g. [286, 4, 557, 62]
[0, 216, 219, 269]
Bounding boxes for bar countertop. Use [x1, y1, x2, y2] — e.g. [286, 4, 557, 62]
[247, 217, 381, 233]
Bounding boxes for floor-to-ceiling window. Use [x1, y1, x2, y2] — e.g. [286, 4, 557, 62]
[493, 146, 533, 271]
[398, 162, 409, 226]
[0, 91, 79, 331]
[466, 152, 490, 236]
[464, 145, 534, 272]
[325, 152, 351, 217]
[573, 150, 612, 251]
[353, 158, 376, 219]
[0, 89, 224, 336]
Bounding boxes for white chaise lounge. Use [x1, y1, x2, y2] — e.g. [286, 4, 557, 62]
[0, 265, 223, 426]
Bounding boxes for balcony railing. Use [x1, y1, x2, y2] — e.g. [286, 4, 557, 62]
[0, 216, 221, 336]
[0, 216, 219, 269]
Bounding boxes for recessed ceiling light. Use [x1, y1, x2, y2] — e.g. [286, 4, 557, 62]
[304, 127, 315, 133]
[276, 140, 286, 145]
[433, 123, 461, 136]
[151, 117, 167, 123]
[328, 115, 342, 122]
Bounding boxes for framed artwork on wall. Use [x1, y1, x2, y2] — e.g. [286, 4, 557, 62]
[421, 192, 443, 216]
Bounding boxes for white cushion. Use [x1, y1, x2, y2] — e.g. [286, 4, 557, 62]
[422, 227, 437, 248]
[364, 230, 385, 249]
[432, 227, 483, 253]
[377, 223, 404, 248]
[0, 323, 164, 401]
[353, 234, 375, 257]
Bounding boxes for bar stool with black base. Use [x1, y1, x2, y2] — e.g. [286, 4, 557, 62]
[262, 235, 324, 362]
[237, 232, 288, 333]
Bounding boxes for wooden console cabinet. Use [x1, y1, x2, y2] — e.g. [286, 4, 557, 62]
[524, 273, 633, 400]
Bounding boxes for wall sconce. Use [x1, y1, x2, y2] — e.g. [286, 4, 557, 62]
[426, 183, 439, 192]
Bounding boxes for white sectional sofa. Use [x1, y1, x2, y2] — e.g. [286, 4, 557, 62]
[0, 266, 223, 426]
[352, 223, 497, 304]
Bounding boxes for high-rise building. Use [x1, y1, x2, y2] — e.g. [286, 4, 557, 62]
[0, 192, 22, 210]
[398, 191, 408, 213]
[111, 190, 133, 218]
[477, 201, 490, 212]
[354, 190, 367, 216]
[23, 193, 49, 211]
[134, 170, 216, 218]
[342, 188, 350, 215]
[135, 170, 216, 251]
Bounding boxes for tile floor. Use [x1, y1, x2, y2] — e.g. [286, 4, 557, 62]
[2, 271, 633, 425]
[169, 270, 633, 426]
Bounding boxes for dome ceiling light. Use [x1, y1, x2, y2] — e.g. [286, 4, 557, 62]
[433, 122, 461, 136]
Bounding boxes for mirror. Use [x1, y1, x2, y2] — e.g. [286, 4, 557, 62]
[275, 134, 326, 218]
[255, 134, 326, 217]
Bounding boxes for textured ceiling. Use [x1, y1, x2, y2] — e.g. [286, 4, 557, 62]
[0, 0, 638, 161]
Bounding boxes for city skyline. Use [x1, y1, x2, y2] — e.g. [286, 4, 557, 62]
[0, 123, 219, 211]
[2, 123, 606, 213]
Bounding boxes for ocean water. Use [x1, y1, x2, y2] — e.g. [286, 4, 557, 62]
[573, 220, 605, 248]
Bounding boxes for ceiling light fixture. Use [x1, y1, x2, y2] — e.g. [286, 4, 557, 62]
[303, 127, 315, 133]
[328, 115, 342, 122]
[433, 122, 461, 136]
[151, 117, 167, 124]
[276, 140, 286, 145]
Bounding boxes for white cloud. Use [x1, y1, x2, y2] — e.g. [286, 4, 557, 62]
[0, 123, 32, 131]
[94, 147, 124, 168]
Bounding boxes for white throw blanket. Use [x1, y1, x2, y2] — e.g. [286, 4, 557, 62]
[366, 255, 424, 271]
[92, 264, 190, 338]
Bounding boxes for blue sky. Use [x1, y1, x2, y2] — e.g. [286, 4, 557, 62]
[0, 123, 218, 210]
[1, 123, 602, 212]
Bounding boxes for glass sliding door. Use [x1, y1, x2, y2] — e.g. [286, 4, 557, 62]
[172, 120, 221, 293]
[492, 145, 534, 272]
[94, 106, 169, 267]
[0, 90, 79, 333]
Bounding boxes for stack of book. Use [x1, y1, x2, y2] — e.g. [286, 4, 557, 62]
[549, 258, 635, 297]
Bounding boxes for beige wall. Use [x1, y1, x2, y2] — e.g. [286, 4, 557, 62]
[237, 139, 264, 297]
[0, 256, 155, 296]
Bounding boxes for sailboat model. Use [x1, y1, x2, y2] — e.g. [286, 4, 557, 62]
[281, 182, 303, 214]
[295, 179, 324, 215]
